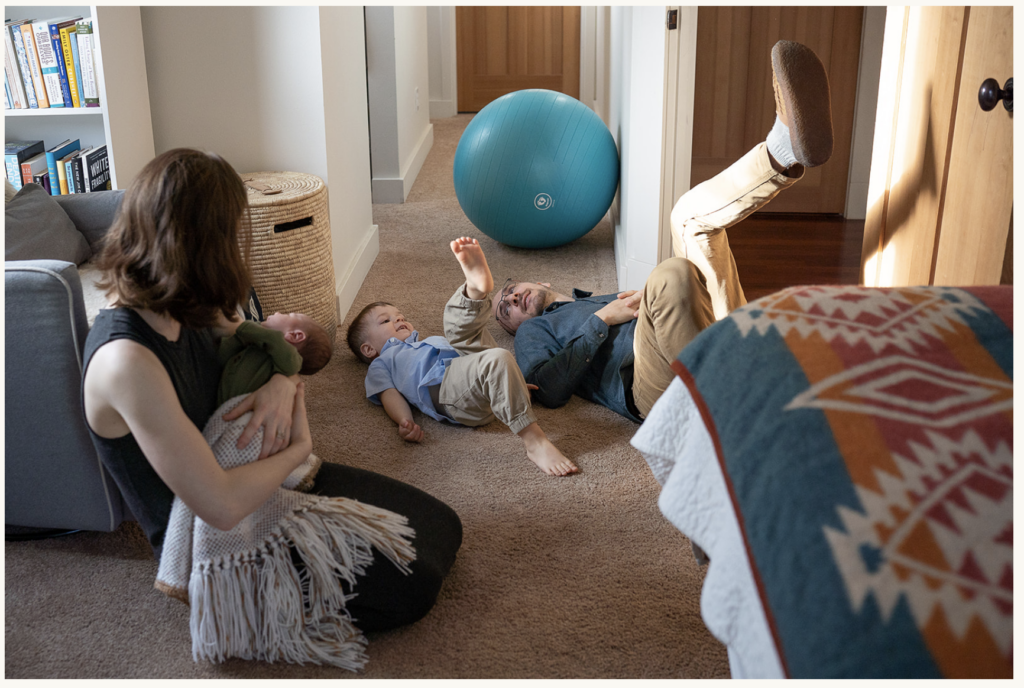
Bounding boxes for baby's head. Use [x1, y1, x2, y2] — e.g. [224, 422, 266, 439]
[346, 302, 415, 364]
[262, 312, 333, 375]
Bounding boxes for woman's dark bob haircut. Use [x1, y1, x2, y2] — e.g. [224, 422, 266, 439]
[96, 148, 252, 329]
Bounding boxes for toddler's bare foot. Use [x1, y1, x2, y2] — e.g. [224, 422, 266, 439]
[451, 237, 494, 300]
[519, 422, 578, 477]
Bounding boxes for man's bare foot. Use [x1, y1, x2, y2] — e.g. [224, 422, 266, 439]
[519, 422, 578, 477]
[451, 237, 494, 300]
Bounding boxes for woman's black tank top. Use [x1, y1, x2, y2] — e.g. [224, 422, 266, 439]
[82, 308, 221, 559]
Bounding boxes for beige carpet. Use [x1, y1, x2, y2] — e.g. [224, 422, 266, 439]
[4, 115, 730, 679]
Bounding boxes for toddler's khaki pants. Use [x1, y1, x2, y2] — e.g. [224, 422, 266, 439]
[435, 286, 536, 435]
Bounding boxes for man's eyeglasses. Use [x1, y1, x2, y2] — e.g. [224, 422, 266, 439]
[496, 278, 518, 322]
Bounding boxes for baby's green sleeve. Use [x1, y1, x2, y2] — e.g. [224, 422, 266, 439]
[218, 321, 302, 405]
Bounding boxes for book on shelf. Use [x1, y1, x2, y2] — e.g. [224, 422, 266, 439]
[75, 20, 99, 107]
[19, 21, 49, 108]
[5, 140, 44, 191]
[57, 20, 82, 108]
[10, 20, 40, 109]
[44, 138, 80, 195]
[47, 17, 81, 108]
[33, 169, 51, 194]
[83, 145, 110, 192]
[72, 147, 95, 193]
[31, 19, 66, 108]
[4, 70, 11, 109]
[56, 148, 79, 195]
[20, 151, 47, 186]
[4, 20, 28, 109]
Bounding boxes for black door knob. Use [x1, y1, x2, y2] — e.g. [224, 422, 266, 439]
[979, 77, 1013, 112]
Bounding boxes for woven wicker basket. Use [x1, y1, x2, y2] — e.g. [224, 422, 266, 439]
[241, 171, 337, 342]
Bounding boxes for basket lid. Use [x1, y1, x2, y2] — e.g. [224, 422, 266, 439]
[240, 171, 325, 206]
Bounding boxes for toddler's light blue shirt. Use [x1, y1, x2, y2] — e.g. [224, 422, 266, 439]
[365, 330, 460, 423]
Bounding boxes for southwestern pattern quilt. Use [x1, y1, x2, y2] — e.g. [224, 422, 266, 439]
[673, 285, 1012, 678]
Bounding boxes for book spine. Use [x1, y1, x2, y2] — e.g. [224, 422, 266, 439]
[58, 24, 80, 108]
[5, 154, 23, 190]
[71, 154, 85, 194]
[33, 171, 50, 194]
[68, 28, 85, 107]
[49, 23, 73, 108]
[4, 24, 26, 108]
[20, 154, 42, 186]
[65, 157, 76, 193]
[10, 24, 39, 108]
[57, 155, 71, 195]
[33, 21, 63, 108]
[76, 21, 98, 106]
[4, 70, 11, 109]
[19, 23, 48, 108]
[86, 147, 110, 192]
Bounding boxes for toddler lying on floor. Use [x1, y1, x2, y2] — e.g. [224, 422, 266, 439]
[346, 237, 577, 477]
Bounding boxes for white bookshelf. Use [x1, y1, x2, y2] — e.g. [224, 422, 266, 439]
[4, 5, 154, 190]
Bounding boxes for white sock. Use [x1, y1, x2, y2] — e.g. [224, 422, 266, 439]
[766, 116, 798, 169]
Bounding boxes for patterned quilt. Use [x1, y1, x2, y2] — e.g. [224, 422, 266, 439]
[672, 285, 1012, 678]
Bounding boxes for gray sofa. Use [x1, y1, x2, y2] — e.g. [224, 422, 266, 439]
[5, 186, 131, 532]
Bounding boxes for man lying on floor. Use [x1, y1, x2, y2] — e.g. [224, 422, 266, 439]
[493, 40, 834, 422]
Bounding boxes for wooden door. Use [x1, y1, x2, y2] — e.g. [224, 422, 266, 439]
[861, 6, 1013, 287]
[691, 6, 863, 214]
[456, 6, 580, 113]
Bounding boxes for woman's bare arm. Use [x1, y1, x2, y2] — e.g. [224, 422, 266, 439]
[84, 339, 312, 531]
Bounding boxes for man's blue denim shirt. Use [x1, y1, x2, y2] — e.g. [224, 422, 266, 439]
[513, 288, 641, 422]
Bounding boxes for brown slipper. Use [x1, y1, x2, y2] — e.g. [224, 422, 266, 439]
[771, 40, 833, 167]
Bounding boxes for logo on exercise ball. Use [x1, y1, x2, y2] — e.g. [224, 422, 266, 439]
[534, 193, 554, 211]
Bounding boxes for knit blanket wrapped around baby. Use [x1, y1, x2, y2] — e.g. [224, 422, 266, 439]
[155, 395, 417, 671]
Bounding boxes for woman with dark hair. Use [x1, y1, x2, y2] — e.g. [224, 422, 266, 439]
[82, 149, 462, 648]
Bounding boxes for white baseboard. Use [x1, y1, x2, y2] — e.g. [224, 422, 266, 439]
[430, 99, 457, 119]
[370, 124, 434, 204]
[334, 225, 380, 326]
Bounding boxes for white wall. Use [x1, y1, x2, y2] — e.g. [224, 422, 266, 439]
[846, 6, 886, 220]
[366, 6, 433, 203]
[140, 6, 377, 323]
[608, 7, 666, 292]
[426, 6, 457, 118]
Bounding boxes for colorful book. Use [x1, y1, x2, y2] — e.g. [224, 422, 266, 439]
[56, 149, 80, 194]
[47, 17, 81, 108]
[44, 138, 79, 195]
[75, 20, 98, 107]
[10, 20, 39, 108]
[19, 22, 48, 108]
[82, 145, 110, 192]
[4, 21, 27, 108]
[5, 140, 45, 191]
[20, 151, 48, 186]
[58, 21, 81, 108]
[4, 70, 11, 109]
[31, 19, 64, 108]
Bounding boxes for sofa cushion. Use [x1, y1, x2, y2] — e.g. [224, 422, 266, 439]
[54, 190, 124, 252]
[5, 183, 92, 265]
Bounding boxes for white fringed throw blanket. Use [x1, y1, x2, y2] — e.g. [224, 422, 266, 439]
[155, 395, 417, 671]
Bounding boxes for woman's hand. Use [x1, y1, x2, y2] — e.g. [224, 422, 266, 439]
[223, 373, 298, 458]
[287, 382, 313, 462]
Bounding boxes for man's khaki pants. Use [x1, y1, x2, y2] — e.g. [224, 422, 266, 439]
[435, 285, 536, 435]
[632, 143, 800, 418]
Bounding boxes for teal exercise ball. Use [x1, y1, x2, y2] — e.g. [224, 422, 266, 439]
[453, 89, 619, 249]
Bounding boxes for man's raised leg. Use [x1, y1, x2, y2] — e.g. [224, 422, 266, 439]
[671, 40, 832, 321]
